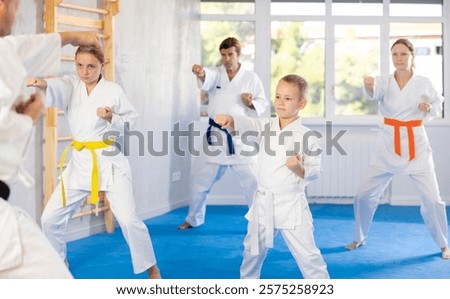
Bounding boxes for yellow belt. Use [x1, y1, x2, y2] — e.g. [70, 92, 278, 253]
[59, 139, 114, 207]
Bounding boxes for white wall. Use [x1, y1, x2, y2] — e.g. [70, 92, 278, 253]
[114, 0, 200, 221]
[8, 0, 200, 241]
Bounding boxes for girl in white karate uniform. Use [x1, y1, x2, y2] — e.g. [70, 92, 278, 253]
[215, 74, 329, 279]
[30, 46, 161, 277]
[345, 38, 450, 259]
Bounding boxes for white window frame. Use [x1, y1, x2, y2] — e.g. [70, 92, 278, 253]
[200, 0, 450, 126]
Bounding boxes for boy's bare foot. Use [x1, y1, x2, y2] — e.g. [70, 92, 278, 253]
[148, 265, 161, 279]
[441, 246, 450, 259]
[177, 221, 193, 230]
[345, 241, 365, 250]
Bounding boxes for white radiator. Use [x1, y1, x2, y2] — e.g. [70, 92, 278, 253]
[306, 129, 377, 199]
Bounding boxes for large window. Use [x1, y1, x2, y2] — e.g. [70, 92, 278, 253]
[201, 0, 255, 14]
[390, 22, 443, 96]
[200, 21, 255, 69]
[200, 0, 447, 121]
[271, 21, 325, 117]
[334, 25, 380, 116]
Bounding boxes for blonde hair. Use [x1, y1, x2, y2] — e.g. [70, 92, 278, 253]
[279, 74, 309, 100]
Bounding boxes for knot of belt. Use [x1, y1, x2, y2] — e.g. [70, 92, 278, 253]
[59, 138, 114, 207]
[206, 117, 235, 155]
[384, 117, 422, 161]
[249, 184, 302, 256]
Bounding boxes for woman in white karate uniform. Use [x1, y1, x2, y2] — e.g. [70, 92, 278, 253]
[345, 38, 450, 259]
[30, 45, 160, 278]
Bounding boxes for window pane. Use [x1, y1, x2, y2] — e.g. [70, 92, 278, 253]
[271, 21, 325, 118]
[332, 0, 382, 16]
[201, 0, 254, 14]
[334, 25, 380, 116]
[390, 2, 442, 17]
[271, 1, 325, 16]
[390, 23, 443, 101]
[201, 21, 255, 68]
[200, 21, 255, 115]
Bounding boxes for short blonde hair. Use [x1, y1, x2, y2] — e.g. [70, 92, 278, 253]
[279, 74, 309, 100]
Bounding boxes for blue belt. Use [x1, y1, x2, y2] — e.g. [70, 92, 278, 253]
[206, 118, 235, 155]
[0, 179, 10, 201]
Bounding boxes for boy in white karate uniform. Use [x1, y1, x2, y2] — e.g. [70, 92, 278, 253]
[215, 74, 329, 279]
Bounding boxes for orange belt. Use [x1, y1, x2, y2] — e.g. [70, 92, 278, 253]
[384, 117, 422, 161]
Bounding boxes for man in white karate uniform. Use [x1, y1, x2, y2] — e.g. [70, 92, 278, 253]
[0, 0, 100, 278]
[178, 37, 270, 229]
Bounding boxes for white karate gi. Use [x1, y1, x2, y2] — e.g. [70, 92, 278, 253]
[234, 115, 329, 279]
[0, 200, 73, 278]
[0, 33, 72, 278]
[0, 34, 61, 187]
[40, 75, 157, 274]
[352, 74, 448, 249]
[185, 65, 270, 227]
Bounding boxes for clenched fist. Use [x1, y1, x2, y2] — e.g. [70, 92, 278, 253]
[286, 154, 305, 178]
[192, 64, 205, 81]
[97, 106, 113, 123]
[16, 93, 46, 124]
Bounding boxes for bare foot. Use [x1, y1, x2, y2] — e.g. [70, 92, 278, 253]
[148, 265, 161, 279]
[441, 246, 450, 259]
[345, 241, 365, 250]
[177, 221, 193, 230]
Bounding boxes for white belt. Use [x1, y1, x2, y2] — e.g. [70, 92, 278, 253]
[249, 184, 302, 255]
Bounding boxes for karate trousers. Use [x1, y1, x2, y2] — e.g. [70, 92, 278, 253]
[240, 203, 329, 279]
[0, 200, 72, 278]
[185, 156, 257, 227]
[352, 165, 448, 249]
[41, 165, 156, 274]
